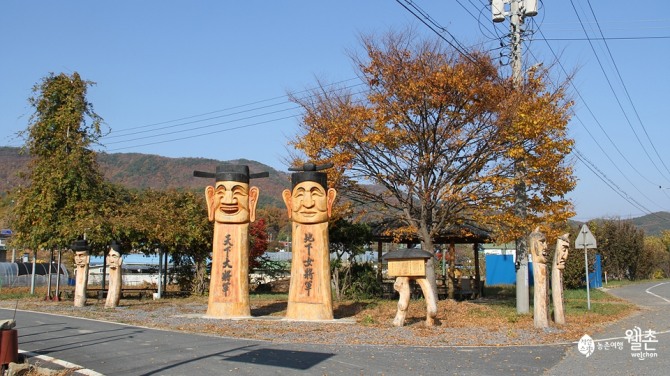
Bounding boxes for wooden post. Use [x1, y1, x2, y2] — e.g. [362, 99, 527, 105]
[207, 223, 251, 317]
[377, 240, 383, 289]
[282, 164, 337, 321]
[196, 165, 265, 319]
[392, 276, 410, 326]
[473, 243, 481, 299]
[551, 234, 570, 324]
[105, 244, 123, 309]
[73, 251, 90, 307]
[529, 228, 549, 328]
[447, 243, 456, 300]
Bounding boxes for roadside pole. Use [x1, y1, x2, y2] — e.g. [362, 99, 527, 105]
[576, 224, 597, 310]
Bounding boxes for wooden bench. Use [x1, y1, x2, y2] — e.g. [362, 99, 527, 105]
[84, 287, 158, 300]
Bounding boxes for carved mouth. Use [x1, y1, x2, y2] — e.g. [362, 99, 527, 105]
[220, 204, 240, 215]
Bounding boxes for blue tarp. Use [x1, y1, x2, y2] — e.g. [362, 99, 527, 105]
[89, 253, 165, 266]
[485, 253, 603, 288]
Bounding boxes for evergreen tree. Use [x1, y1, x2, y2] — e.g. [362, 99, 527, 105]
[11, 72, 107, 250]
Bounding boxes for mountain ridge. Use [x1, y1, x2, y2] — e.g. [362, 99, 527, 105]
[0, 146, 289, 207]
[2, 146, 670, 235]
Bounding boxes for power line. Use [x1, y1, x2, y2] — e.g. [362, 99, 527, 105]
[572, 148, 650, 215]
[104, 78, 363, 138]
[106, 114, 299, 152]
[540, 35, 670, 41]
[569, 0, 670, 184]
[102, 80, 368, 146]
[395, 0, 478, 64]
[526, 16, 669, 212]
[583, 0, 670, 179]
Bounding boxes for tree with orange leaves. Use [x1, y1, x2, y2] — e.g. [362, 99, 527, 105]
[289, 30, 574, 297]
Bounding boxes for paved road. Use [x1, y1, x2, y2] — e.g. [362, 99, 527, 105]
[546, 281, 670, 376]
[4, 281, 668, 375]
[6, 309, 567, 376]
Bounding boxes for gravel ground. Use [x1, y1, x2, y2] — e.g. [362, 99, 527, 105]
[2, 293, 633, 348]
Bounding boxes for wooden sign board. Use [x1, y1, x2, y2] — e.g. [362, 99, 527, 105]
[388, 259, 426, 277]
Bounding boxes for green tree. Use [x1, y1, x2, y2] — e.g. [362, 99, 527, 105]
[127, 189, 212, 294]
[639, 235, 670, 279]
[596, 219, 644, 280]
[11, 72, 108, 251]
[328, 218, 373, 300]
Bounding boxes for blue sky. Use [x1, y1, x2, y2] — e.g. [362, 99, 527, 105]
[1, 1, 668, 222]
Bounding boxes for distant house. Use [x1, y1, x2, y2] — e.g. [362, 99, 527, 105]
[0, 229, 12, 262]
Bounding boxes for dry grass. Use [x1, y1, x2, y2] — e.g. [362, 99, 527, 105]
[0, 285, 638, 348]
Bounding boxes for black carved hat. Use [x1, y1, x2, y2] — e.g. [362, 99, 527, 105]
[193, 164, 269, 184]
[289, 163, 333, 189]
[110, 240, 122, 254]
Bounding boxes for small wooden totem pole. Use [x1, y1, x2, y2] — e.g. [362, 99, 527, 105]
[283, 163, 337, 321]
[551, 233, 570, 325]
[105, 241, 123, 309]
[71, 238, 90, 308]
[383, 248, 438, 327]
[529, 227, 549, 328]
[194, 164, 268, 318]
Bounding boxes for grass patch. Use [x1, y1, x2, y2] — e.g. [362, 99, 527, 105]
[482, 284, 516, 299]
[562, 287, 635, 318]
[250, 292, 289, 300]
[563, 288, 613, 302]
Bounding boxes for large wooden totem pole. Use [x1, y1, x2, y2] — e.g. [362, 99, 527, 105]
[105, 241, 123, 309]
[283, 163, 337, 321]
[551, 233, 570, 325]
[71, 239, 90, 308]
[194, 165, 268, 318]
[529, 227, 549, 328]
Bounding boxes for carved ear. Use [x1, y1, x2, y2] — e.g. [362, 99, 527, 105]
[533, 226, 540, 233]
[205, 186, 216, 222]
[326, 188, 337, 218]
[248, 186, 259, 223]
[282, 189, 292, 219]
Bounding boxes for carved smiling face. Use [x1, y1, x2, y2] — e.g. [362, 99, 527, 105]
[107, 249, 122, 270]
[282, 181, 337, 224]
[74, 251, 89, 268]
[205, 181, 259, 224]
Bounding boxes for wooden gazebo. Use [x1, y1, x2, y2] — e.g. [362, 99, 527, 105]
[370, 220, 491, 299]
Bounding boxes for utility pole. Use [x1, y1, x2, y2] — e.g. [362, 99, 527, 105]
[491, 0, 537, 314]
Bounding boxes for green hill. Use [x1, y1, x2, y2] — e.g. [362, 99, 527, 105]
[569, 211, 670, 237]
[629, 212, 670, 237]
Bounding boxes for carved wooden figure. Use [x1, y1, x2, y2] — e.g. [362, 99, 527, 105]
[104, 241, 123, 309]
[529, 227, 549, 328]
[283, 163, 337, 321]
[194, 165, 268, 318]
[73, 251, 90, 307]
[71, 238, 90, 308]
[384, 248, 437, 327]
[551, 233, 570, 325]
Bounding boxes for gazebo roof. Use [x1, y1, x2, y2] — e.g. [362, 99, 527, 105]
[369, 219, 491, 244]
[382, 248, 434, 260]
